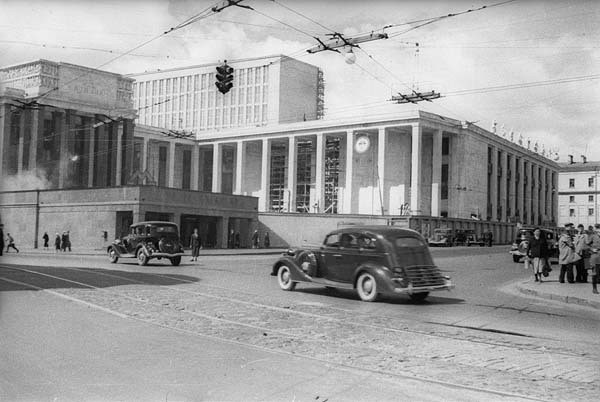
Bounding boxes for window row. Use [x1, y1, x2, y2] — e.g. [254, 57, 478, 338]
[569, 208, 595, 217]
[569, 195, 595, 203]
[568, 177, 595, 188]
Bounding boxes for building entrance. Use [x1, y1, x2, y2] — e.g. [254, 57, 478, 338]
[180, 214, 218, 249]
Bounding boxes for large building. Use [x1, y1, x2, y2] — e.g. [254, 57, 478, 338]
[558, 158, 599, 227]
[128, 55, 325, 133]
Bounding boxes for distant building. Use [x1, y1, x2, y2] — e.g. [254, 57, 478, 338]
[128, 55, 325, 133]
[558, 159, 599, 227]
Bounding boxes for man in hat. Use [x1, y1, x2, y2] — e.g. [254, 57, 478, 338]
[588, 224, 600, 294]
[574, 224, 590, 283]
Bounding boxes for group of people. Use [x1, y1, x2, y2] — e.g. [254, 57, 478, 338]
[251, 230, 270, 249]
[525, 223, 600, 294]
[41, 231, 72, 252]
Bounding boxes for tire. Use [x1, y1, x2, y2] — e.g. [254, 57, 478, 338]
[356, 272, 378, 302]
[137, 248, 148, 266]
[410, 292, 429, 302]
[277, 265, 296, 291]
[512, 255, 521, 263]
[170, 256, 181, 266]
[108, 248, 118, 263]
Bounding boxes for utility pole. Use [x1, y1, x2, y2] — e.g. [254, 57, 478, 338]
[306, 32, 388, 54]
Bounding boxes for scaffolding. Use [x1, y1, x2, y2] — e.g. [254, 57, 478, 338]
[324, 137, 340, 213]
[269, 142, 287, 211]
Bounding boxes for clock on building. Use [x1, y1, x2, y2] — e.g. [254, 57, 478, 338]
[355, 135, 371, 154]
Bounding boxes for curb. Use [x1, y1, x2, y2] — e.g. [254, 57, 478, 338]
[10, 250, 286, 257]
[515, 283, 600, 310]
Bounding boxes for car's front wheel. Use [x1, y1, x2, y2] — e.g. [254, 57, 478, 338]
[170, 256, 181, 266]
[137, 248, 148, 266]
[356, 272, 378, 302]
[277, 265, 296, 291]
[410, 292, 429, 302]
[108, 247, 118, 263]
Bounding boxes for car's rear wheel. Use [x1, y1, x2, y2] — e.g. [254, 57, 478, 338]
[170, 256, 181, 266]
[356, 272, 378, 302]
[108, 248, 118, 263]
[277, 265, 296, 291]
[137, 248, 148, 266]
[410, 292, 429, 302]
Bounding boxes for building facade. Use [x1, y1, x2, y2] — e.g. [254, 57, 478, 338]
[135, 110, 560, 226]
[129, 55, 324, 133]
[558, 160, 599, 227]
[0, 59, 136, 190]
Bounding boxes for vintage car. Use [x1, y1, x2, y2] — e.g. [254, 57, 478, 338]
[465, 229, 486, 247]
[271, 226, 453, 302]
[107, 221, 185, 266]
[428, 228, 455, 247]
[510, 227, 558, 262]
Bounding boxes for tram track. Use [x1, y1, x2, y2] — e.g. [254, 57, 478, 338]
[1, 264, 599, 401]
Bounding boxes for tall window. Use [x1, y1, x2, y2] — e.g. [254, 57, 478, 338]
[569, 208, 575, 217]
[569, 196, 575, 203]
[589, 208, 595, 216]
[589, 195, 594, 202]
[569, 178, 575, 188]
[589, 177, 595, 187]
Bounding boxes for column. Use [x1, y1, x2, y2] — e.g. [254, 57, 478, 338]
[87, 123, 95, 187]
[509, 155, 516, 221]
[490, 146, 498, 221]
[532, 164, 539, 225]
[142, 137, 149, 172]
[540, 166, 547, 224]
[234, 140, 245, 195]
[499, 151, 508, 221]
[517, 158, 524, 221]
[191, 144, 199, 191]
[410, 124, 422, 215]
[212, 143, 222, 193]
[17, 111, 25, 174]
[259, 139, 270, 211]
[58, 111, 67, 188]
[431, 129, 442, 217]
[0, 104, 9, 178]
[343, 130, 354, 214]
[29, 109, 39, 170]
[115, 121, 123, 186]
[552, 172, 558, 224]
[286, 136, 296, 212]
[314, 133, 326, 213]
[524, 162, 532, 224]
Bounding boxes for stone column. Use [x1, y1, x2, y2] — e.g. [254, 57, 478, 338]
[499, 151, 508, 221]
[115, 121, 123, 186]
[191, 144, 199, 191]
[29, 109, 39, 170]
[212, 143, 222, 193]
[508, 154, 516, 221]
[17, 110, 25, 174]
[259, 138, 270, 211]
[58, 111, 67, 188]
[524, 162, 532, 224]
[287, 136, 296, 212]
[343, 130, 354, 214]
[87, 123, 95, 187]
[314, 133, 326, 213]
[490, 146, 498, 221]
[532, 164, 539, 225]
[234, 140, 245, 195]
[431, 129, 442, 217]
[168, 141, 176, 188]
[0, 104, 9, 178]
[540, 166, 547, 224]
[410, 124, 422, 215]
[517, 158, 524, 221]
[142, 137, 149, 172]
[552, 172, 558, 224]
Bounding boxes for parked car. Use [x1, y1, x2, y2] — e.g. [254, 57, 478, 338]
[509, 227, 558, 263]
[428, 228, 456, 247]
[465, 230, 485, 247]
[271, 226, 453, 302]
[107, 221, 185, 266]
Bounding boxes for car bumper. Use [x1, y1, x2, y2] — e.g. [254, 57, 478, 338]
[147, 252, 185, 258]
[391, 280, 454, 294]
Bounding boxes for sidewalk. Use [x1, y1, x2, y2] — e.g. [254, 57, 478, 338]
[514, 270, 600, 310]
[6, 247, 288, 257]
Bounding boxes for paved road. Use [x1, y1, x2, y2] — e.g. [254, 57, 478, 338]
[1, 249, 598, 401]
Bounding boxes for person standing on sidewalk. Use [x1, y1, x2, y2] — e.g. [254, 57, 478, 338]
[54, 233, 61, 253]
[251, 230, 259, 249]
[5, 233, 19, 253]
[588, 224, 600, 294]
[558, 226, 576, 284]
[574, 224, 589, 283]
[42, 232, 49, 249]
[528, 228, 548, 283]
[189, 228, 201, 262]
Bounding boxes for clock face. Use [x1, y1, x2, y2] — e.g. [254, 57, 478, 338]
[355, 136, 370, 153]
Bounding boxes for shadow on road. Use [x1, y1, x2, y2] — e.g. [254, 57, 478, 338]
[296, 286, 466, 305]
[0, 264, 199, 292]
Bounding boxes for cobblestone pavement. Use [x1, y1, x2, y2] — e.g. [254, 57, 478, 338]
[3, 264, 599, 401]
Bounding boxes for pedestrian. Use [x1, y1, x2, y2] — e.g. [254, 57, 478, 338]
[574, 224, 590, 283]
[234, 231, 241, 248]
[189, 228, 201, 262]
[228, 229, 235, 249]
[65, 230, 71, 252]
[558, 226, 577, 284]
[42, 232, 49, 249]
[588, 224, 600, 294]
[54, 233, 61, 253]
[61, 231, 67, 252]
[264, 231, 270, 248]
[527, 228, 548, 283]
[5, 233, 19, 253]
[251, 230, 259, 249]
[0, 227, 4, 256]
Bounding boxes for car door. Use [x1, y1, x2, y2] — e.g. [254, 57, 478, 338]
[322, 232, 363, 283]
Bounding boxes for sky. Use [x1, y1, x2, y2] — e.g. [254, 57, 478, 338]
[1, 0, 599, 162]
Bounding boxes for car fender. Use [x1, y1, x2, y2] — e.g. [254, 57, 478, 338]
[353, 263, 395, 294]
[136, 243, 152, 257]
[272, 256, 313, 282]
[108, 243, 126, 256]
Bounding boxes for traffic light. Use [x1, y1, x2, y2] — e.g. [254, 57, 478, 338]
[215, 62, 234, 94]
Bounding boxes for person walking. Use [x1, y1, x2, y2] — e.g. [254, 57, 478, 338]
[234, 231, 241, 248]
[264, 232, 270, 248]
[528, 228, 548, 282]
[54, 233, 61, 253]
[558, 226, 576, 284]
[5, 233, 19, 253]
[42, 232, 49, 249]
[251, 230, 259, 249]
[189, 228, 201, 262]
[574, 224, 590, 283]
[588, 224, 600, 294]
[0, 228, 4, 256]
[61, 232, 67, 252]
[65, 231, 71, 252]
